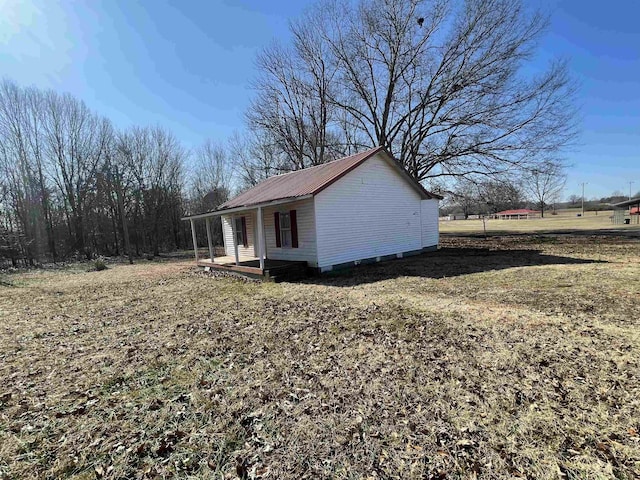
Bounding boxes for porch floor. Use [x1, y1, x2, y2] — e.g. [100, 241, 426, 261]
[196, 256, 308, 281]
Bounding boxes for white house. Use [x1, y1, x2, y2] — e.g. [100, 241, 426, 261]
[183, 147, 441, 278]
[441, 213, 466, 221]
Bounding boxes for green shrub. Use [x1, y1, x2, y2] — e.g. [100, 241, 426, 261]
[93, 258, 108, 271]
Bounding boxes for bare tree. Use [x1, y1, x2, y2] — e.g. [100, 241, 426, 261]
[0, 176, 23, 267]
[449, 176, 523, 216]
[120, 126, 185, 256]
[102, 129, 134, 263]
[228, 131, 283, 189]
[190, 139, 231, 210]
[246, 8, 351, 173]
[23, 87, 57, 260]
[182, 139, 233, 247]
[448, 178, 481, 218]
[41, 91, 111, 257]
[0, 79, 195, 265]
[522, 160, 566, 217]
[251, 0, 578, 182]
[477, 179, 525, 214]
[0, 79, 53, 263]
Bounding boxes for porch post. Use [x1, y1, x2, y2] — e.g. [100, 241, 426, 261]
[257, 206, 265, 270]
[190, 219, 199, 263]
[205, 217, 215, 262]
[230, 215, 240, 266]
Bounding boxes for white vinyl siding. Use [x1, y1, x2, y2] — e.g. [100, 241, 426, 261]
[221, 214, 257, 258]
[314, 153, 425, 269]
[218, 153, 438, 270]
[421, 199, 439, 247]
[263, 198, 318, 266]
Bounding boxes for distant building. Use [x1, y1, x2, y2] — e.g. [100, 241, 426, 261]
[493, 209, 541, 220]
[611, 197, 640, 225]
[441, 213, 466, 221]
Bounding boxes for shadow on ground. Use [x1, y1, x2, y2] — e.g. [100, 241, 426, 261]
[303, 246, 605, 287]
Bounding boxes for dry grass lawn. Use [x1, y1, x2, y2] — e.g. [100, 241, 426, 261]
[1, 235, 639, 479]
[440, 209, 640, 235]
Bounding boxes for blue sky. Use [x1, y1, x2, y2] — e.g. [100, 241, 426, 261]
[1, 0, 638, 200]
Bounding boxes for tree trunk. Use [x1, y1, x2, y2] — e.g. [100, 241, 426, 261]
[116, 184, 133, 264]
[110, 212, 119, 256]
[152, 219, 160, 257]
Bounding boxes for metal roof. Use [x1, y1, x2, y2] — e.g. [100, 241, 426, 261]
[214, 146, 440, 212]
[495, 209, 540, 215]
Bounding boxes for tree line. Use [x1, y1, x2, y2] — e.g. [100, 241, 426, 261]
[444, 180, 640, 218]
[0, 80, 232, 267]
[444, 171, 566, 218]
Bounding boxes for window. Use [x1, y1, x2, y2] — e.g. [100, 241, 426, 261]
[275, 210, 297, 248]
[234, 217, 245, 246]
[279, 212, 292, 247]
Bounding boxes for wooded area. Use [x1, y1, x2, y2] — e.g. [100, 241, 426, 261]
[0, 80, 231, 267]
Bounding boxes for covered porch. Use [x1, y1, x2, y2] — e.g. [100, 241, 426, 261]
[182, 196, 312, 280]
[196, 256, 308, 280]
[611, 197, 640, 225]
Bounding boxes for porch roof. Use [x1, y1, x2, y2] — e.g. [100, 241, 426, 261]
[181, 195, 312, 221]
[611, 197, 640, 209]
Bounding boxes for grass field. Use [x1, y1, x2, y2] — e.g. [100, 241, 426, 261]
[1, 235, 639, 479]
[440, 209, 640, 235]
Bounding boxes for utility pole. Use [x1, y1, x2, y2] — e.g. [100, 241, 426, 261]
[580, 182, 587, 217]
[629, 181, 635, 200]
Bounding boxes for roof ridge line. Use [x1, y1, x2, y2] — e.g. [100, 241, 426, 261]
[264, 146, 383, 180]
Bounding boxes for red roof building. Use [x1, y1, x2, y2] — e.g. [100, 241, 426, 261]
[494, 209, 541, 219]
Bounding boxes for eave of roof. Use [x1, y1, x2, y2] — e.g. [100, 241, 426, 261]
[611, 197, 640, 208]
[495, 209, 540, 215]
[181, 195, 313, 220]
